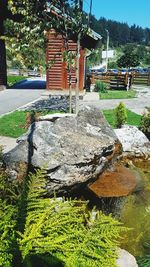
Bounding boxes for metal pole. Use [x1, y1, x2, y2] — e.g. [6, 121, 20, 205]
[88, 0, 93, 27]
[105, 29, 109, 72]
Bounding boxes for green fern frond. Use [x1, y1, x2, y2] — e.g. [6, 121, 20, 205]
[18, 168, 125, 267]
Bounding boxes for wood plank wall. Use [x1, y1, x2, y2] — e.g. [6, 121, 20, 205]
[46, 30, 85, 90]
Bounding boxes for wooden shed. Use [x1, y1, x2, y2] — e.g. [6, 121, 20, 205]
[46, 29, 101, 91]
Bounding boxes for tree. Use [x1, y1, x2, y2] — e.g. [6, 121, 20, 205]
[115, 102, 127, 128]
[117, 44, 140, 68]
[1, 0, 87, 113]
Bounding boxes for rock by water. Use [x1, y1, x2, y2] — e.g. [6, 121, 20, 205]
[88, 163, 137, 197]
[117, 249, 138, 267]
[3, 106, 122, 195]
[115, 125, 150, 159]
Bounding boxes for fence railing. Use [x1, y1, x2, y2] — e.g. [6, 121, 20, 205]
[90, 72, 129, 90]
[89, 71, 150, 90]
[131, 72, 150, 85]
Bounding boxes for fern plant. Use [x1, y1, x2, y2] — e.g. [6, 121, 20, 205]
[0, 166, 125, 267]
[18, 169, 125, 267]
[0, 168, 19, 267]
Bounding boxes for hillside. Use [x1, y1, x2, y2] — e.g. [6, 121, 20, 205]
[90, 16, 150, 47]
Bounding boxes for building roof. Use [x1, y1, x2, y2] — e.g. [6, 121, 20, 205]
[47, 4, 102, 49]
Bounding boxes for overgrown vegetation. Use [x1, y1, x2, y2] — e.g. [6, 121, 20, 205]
[0, 166, 125, 267]
[103, 109, 141, 128]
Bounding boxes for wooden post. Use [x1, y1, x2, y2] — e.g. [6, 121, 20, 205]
[148, 72, 150, 85]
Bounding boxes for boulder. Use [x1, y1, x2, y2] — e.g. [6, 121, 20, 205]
[3, 106, 122, 195]
[115, 125, 150, 159]
[117, 249, 138, 267]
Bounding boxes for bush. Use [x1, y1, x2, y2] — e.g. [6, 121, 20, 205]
[94, 81, 108, 93]
[115, 102, 127, 128]
[139, 108, 150, 140]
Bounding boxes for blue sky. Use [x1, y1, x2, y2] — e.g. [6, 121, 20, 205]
[83, 0, 150, 28]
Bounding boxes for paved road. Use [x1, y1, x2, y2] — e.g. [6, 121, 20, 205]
[0, 88, 44, 116]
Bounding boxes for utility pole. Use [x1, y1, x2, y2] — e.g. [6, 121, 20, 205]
[105, 29, 109, 72]
[88, 0, 93, 27]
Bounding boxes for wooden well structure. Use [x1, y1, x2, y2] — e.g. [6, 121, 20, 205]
[46, 29, 101, 91]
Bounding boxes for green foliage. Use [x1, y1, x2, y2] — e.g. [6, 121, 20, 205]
[94, 81, 108, 93]
[117, 52, 140, 68]
[0, 166, 125, 267]
[0, 168, 19, 267]
[19, 169, 124, 267]
[137, 242, 150, 267]
[108, 61, 118, 69]
[139, 108, 150, 138]
[103, 109, 141, 128]
[87, 48, 103, 68]
[115, 102, 127, 128]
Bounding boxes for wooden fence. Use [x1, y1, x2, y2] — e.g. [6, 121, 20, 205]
[90, 72, 129, 90]
[89, 71, 150, 90]
[131, 72, 150, 86]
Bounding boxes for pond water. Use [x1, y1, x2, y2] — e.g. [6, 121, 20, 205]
[83, 160, 150, 258]
[119, 160, 150, 257]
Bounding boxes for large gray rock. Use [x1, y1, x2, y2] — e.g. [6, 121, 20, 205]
[117, 249, 138, 267]
[3, 106, 122, 195]
[115, 125, 150, 159]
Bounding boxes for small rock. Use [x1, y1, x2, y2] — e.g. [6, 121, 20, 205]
[117, 249, 138, 267]
[115, 125, 150, 159]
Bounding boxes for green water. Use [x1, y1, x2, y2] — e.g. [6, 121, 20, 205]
[119, 161, 150, 257]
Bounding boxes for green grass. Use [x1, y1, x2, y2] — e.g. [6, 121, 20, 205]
[0, 109, 142, 138]
[0, 111, 27, 138]
[103, 109, 142, 128]
[7, 75, 27, 87]
[0, 110, 64, 138]
[100, 90, 136, 99]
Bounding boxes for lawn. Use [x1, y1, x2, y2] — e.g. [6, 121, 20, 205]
[103, 109, 142, 128]
[0, 110, 63, 138]
[7, 75, 27, 87]
[100, 90, 136, 100]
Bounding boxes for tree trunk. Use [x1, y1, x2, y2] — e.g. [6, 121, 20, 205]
[0, 2, 7, 90]
[75, 32, 81, 114]
[0, 39, 7, 90]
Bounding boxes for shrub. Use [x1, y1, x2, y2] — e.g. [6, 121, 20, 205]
[115, 102, 127, 128]
[94, 81, 108, 93]
[139, 108, 150, 140]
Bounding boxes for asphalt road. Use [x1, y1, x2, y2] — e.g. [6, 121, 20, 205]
[0, 88, 44, 116]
